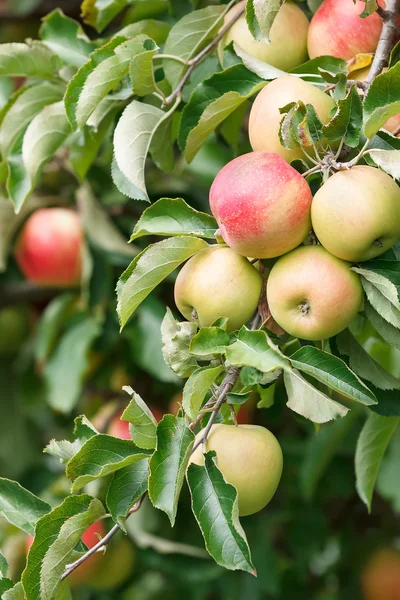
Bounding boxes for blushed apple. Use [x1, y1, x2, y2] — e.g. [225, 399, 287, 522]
[362, 547, 400, 600]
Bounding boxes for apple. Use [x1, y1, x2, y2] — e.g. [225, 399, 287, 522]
[90, 538, 135, 590]
[361, 547, 400, 600]
[311, 166, 400, 262]
[307, 0, 382, 61]
[0, 306, 31, 357]
[352, 67, 400, 135]
[14, 208, 83, 287]
[222, 1, 309, 71]
[248, 76, 336, 163]
[109, 407, 163, 439]
[174, 245, 262, 332]
[190, 424, 283, 516]
[209, 152, 313, 258]
[266, 245, 363, 340]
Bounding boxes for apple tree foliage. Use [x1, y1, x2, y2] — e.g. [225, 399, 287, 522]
[0, 0, 399, 597]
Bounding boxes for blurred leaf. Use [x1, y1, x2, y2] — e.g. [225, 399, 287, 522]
[187, 451, 255, 574]
[355, 412, 399, 511]
[371, 386, 400, 416]
[246, 0, 281, 42]
[363, 62, 400, 138]
[190, 327, 230, 356]
[66, 434, 150, 491]
[0, 479, 50, 535]
[322, 84, 363, 147]
[117, 236, 208, 328]
[130, 198, 217, 241]
[161, 308, 200, 378]
[0, 42, 61, 79]
[0, 579, 13, 595]
[225, 328, 287, 373]
[365, 301, 400, 349]
[40, 9, 95, 68]
[0, 552, 8, 577]
[0, 79, 12, 109]
[364, 149, 400, 179]
[44, 438, 83, 464]
[81, 0, 128, 32]
[35, 293, 76, 365]
[376, 431, 400, 512]
[130, 38, 159, 96]
[183, 365, 225, 420]
[6, 154, 30, 212]
[121, 386, 158, 449]
[284, 369, 349, 424]
[107, 459, 149, 529]
[117, 20, 171, 44]
[149, 415, 195, 525]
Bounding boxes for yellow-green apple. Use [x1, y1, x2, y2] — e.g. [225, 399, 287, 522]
[248, 76, 336, 162]
[307, 0, 382, 60]
[352, 67, 400, 135]
[190, 424, 283, 516]
[222, 0, 309, 71]
[209, 151, 313, 258]
[361, 547, 400, 600]
[0, 306, 31, 357]
[90, 538, 135, 590]
[14, 208, 83, 287]
[174, 245, 262, 332]
[311, 166, 400, 262]
[266, 245, 363, 340]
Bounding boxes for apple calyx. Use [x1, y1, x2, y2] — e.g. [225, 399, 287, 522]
[298, 301, 310, 315]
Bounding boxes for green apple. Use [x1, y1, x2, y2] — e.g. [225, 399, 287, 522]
[311, 166, 400, 262]
[190, 424, 283, 516]
[174, 245, 262, 332]
[267, 245, 363, 340]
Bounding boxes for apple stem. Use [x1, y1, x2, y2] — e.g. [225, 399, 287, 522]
[374, 238, 383, 248]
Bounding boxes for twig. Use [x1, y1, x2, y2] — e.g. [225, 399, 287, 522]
[0, 282, 79, 308]
[366, 0, 400, 84]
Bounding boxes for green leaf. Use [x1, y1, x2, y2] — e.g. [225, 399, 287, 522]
[353, 263, 400, 328]
[279, 101, 324, 149]
[0, 579, 13, 595]
[246, 0, 281, 42]
[149, 415, 195, 526]
[190, 327, 230, 356]
[365, 301, 400, 349]
[3, 582, 25, 600]
[44, 438, 84, 464]
[187, 451, 255, 574]
[22, 495, 105, 600]
[121, 385, 158, 449]
[376, 431, 400, 512]
[322, 84, 363, 147]
[161, 307, 200, 378]
[355, 412, 399, 511]
[0, 479, 50, 535]
[232, 43, 287, 80]
[183, 365, 225, 420]
[130, 198, 217, 241]
[66, 434, 150, 491]
[225, 328, 287, 373]
[130, 38, 159, 96]
[117, 236, 208, 328]
[0, 41, 61, 79]
[0, 552, 8, 578]
[290, 346, 377, 406]
[116, 20, 171, 45]
[34, 293, 76, 365]
[81, 0, 128, 32]
[371, 386, 400, 416]
[179, 65, 265, 162]
[163, 6, 225, 88]
[148, 113, 175, 173]
[106, 459, 149, 530]
[364, 149, 400, 179]
[39, 9, 95, 68]
[283, 369, 349, 423]
[6, 154, 30, 212]
[363, 62, 400, 138]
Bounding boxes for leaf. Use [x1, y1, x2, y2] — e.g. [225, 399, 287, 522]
[148, 113, 175, 173]
[3, 582, 25, 600]
[353, 264, 400, 328]
[355, 412, 399, 511]
[163, 6, 225, 88]
[22, 495, 105, 600]
[0, 579, 13, 595]
[376, 431, 400, 512]
[6, 154, 30, 212]
[81, 0, 128, 32]
[34, 293, 76, 365]
[0, 479, 50, 535]
[246, 0, 281, 42]
[0, 41, 61, 79]
[187, 451, 255, 574]
[289, 346, 377, 406]
[225, 328, 287, 373]
[149, 415, 195, 526]
[121, 385, 158, 449]
[190, 327, 230, 356]
[130, 198, 217, 241]
[106, 459, 149, 529]
[183, 365, 225, 420]
[130, 38, 159, 96]
[363, 62, 400, 138]
[283, 369, 349, 424]
[365, 301, 400, 349]
[66, 434, 150, 491]
[0, 552, 8, 578]
[371, 386, 400, 416]
[322, 84, 363, 147]
[117, 20, 171, 45]
[364, 149, 400, 179]
[161, 308, 200, 378]
[232, 42, 287, 80]
[39, 9, 95, 68]
[179, 65, 265, 162]
[279, 101, 324, 149]
[117, 236, 208, 328]
[44, 438, 84, 464]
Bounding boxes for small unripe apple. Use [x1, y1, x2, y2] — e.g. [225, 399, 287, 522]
[307, 0, 382, 61]
[14, 208, 83, 287]
[190, 424, 283, 516]
[267, 245, 363, 340]
[248, 76, 336, 163]
[311, 166, 400, 262]
[361, 547, 400, 600]
[209, 152, 312, 258]
[174, 245, 262, 332]
[222, 1, 309, 71]
[0, 306, 31, 357]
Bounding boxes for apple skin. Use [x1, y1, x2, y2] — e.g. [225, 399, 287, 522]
[223, 1, 309, 71]
[248, 76, 336, 163]
[361, 548, 400, 600]
[174, 245, 262, 332]
[311, 166, 400, 262]
[307, 0, 382, 61]
[14, 208, 83, 287]
[190, 424, 283, 516]
[267, 245, 363, 341]
[209, 152, 313, 259]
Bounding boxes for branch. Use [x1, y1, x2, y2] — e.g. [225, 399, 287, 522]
[0, 282, 79, 308]
[367, 0, 400, 84]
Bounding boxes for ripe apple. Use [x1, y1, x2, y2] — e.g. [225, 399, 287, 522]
[266, 245, 363, 340]
[90, 538, 135, 590]
[248, 76, 336, 163]
[14, 208, 83, 287]
[190, 424, 283, 516]
[361, 547, 400, 600]
[109, 407, 163, 439]
[0, 306, 31, 357]
[222, 0, 309, 71]
[352, 67, 400, 135]
[209, 152, 312, 258]
[311, 166, 400, 262]
[307, 0, 382, 61]
[174, 245, 262, 332]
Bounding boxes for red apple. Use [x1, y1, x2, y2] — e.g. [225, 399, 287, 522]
[14, 208, 83, 287]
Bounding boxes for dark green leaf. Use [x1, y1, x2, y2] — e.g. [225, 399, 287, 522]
[190, 327, 230, 356]
[363, 62, 400, 138]
[322, 84, 363, 147]
[0, 479, 50, 535]
[106, 459, 149, 529]
[183, 365, 225, 420]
